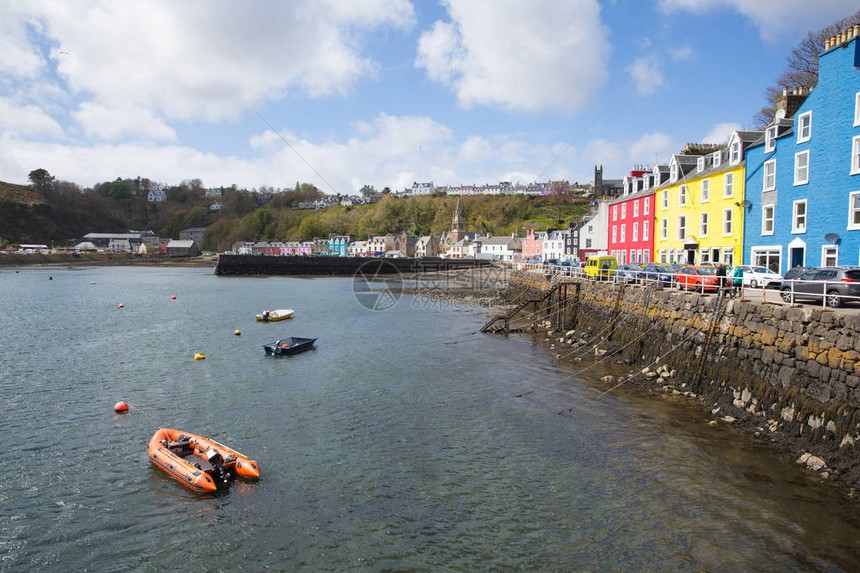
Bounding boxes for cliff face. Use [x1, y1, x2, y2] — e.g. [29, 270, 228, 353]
[505, 271, 860, 494]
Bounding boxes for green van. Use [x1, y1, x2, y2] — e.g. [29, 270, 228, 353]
[583, 256, 618, 279]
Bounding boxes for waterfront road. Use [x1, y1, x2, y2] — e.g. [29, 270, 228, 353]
[695, 285, 860, 315]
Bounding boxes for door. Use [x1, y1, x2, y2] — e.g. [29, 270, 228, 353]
[790, 247, 804, 269]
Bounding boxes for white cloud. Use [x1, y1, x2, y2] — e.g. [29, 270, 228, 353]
[0, 98, 63, 138]
[658, 0, 859, 41]
[701, 122, 741, 145]
[668, 46, 693, 61]
[627, 55, 663, 96]
[73, 103, 176, 142]
[628, 132, 677, 164]
[3, 1, 414, 140]
[415, 0, 610, 113]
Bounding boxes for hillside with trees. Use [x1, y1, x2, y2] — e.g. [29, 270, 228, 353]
[0, 171, 589, 252]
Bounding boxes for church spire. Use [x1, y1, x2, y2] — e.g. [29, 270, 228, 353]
[450, 196, 466, 243]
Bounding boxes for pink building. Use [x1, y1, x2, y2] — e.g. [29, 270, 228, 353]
[521, 229, 546, 261]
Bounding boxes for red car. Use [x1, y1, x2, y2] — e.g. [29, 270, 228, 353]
[675, 265, 720, 293]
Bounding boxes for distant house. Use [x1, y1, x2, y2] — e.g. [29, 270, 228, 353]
[367, 235, 395, 257]
[348, 240, 367, 257]
[165, 239, 199, 257]
[205, 188, 223, 197]
[210, 201, 222, 211]
[414, 236, 442, 258]
[481, 234, 522, 262]
[147, 190, 167, 202]
[179, 227, 207, 248]
[327, 235, 354, 257]
[408, 181, 435, 196]
[521, 229, 546, 261]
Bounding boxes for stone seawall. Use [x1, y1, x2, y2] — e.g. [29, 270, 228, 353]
[506, 270, 860, 493]
[215, 255, 493, 276]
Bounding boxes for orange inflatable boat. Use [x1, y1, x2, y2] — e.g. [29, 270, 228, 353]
[148, 428, 260, 492]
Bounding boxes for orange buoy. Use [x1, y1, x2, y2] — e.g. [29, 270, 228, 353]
[117, 303, 125, 308]
[234, 330, 241, 336]
[114, 401, 129, 413]
[171, 295, 177, 300]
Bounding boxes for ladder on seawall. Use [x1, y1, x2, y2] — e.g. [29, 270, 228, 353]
[479, 280, 577, 333]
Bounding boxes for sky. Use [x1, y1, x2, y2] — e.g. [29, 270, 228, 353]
[1, 0, 858, 195]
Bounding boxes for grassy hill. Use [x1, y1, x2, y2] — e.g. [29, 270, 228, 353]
[1, 178, 591, 251]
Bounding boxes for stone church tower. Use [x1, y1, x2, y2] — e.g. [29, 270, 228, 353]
[450, 196, 466, 243]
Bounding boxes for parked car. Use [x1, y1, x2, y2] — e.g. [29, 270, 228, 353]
[583, 256, 618, 280]
[614, 263, 642, 283]
[638, 263, 676, 287]
[675, 265, 720, 292]
[779, 266, 860, 308]
[733, 265, 782, 288]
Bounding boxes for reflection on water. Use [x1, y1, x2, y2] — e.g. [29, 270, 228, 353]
[0, 266, 857, 571]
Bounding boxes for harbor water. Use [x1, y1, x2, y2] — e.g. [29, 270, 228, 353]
[0, 266, 858, 571]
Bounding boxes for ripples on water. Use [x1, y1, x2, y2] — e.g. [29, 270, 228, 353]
[0, 266, 858, 571]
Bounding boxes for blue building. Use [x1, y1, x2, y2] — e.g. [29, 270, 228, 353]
[743, 27, 860, 274]
[327, 235, 354, 257]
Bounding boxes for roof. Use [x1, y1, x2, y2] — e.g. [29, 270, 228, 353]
[167, 240, 195, 248]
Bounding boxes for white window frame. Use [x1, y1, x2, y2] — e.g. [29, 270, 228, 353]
[633, 200, 639, 217]
[661, 189, 668, 210]
[794, 150, 809, 185]
[677, 215, 686, 240]
[701, 179, 709, 203]
[697, 157, 705, 173]
[850, 191, 860, 231]
[612, 225, 617, 243]
[660, 218, 667, 240]
[852, 135, 860, 175]
[670, 162, 678, 182]
[659, 249, 667, 263]
[612, 205, 618, 221]
[643, 220, 649, 241]
[621, 203, 626, 219]
[644, 197, 650, 215]
[855, 92, 860, 127]
[765, 126, 777, 153]
[644, 249, 650, 263]
[822, 245, 838, 267]
[724, 172, 734, 198]
[679, 184, 687, 206]
[713, 151, 721, 168]
[762, 204, 775, 236]
[621, 224, 626, 242]
[722, 208, 733, 236]
[700, 212, 709, 237]
[792, 199, 807, 234]
[763, 160, 776, 192]
[633, 222, 639, 241]
[730, 140, 741, 164]
[797, 111, 811, 143]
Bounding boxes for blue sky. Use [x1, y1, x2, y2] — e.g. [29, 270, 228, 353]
[1, 0, 857, 195]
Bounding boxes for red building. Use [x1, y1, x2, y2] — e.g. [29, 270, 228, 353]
[608, 167, 656, 265]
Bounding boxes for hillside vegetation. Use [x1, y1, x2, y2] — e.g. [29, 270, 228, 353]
[0, 176, 590, 252]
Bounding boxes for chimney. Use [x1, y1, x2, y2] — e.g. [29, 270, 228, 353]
[776, 87, 808, 119]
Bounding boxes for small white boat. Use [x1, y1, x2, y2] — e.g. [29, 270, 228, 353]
[255, 308, 294, 322]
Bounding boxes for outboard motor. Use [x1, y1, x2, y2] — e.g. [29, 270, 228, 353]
[205, 447, 232, 489]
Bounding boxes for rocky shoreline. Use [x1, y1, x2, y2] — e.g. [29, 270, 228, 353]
[0, 252, 216, 268]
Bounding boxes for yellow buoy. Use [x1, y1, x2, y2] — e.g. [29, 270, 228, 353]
[194, 353, 206, 360]
[234, 330, 241, 336]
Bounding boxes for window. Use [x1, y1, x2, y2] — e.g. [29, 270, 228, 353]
[633, 222, 639, 241]
[723, 208, 733, 236]
[661, 189, 668, 209]
[730, 140, 741, 164]
[763, 160, 775, 191]
[700, 212, 709, 237]
[678, 215, 686, 240]
[794, 151, 809, 185]
[612, 205, 618, 220]
[713, 151, 721, 168]
[765, 126, 777, 152]
[679, 185, 687, 206]
[670, 163, 678, 182]
[633, 200, 639, 217]
[697, 157, 705, 172]
[701, 179, 709, 203]
[643, 221, 649, 240]
[852, 136, 860, 175]
[822, 245, 838, 267]
[797, 112, 811, 143]
[621, 224, 626, 242]
[762, 204, 775, 235]
[855, 92, 860, 126]
[612, 226, 617, 243]
[660, 218, 667, 240]
[725, 172, 734, 197]
[659, 249, 667, 263]
[851, 192, 860, 230]
[792, 200, 807, 233]
[644, 249, 650, 262]
[621, 203, 626, 219]
[644, 198, 650, 215]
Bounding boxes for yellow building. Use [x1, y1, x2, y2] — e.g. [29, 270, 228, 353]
[654, 132, 760, 266]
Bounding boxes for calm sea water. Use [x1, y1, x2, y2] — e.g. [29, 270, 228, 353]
[1, 266, 858, 571]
